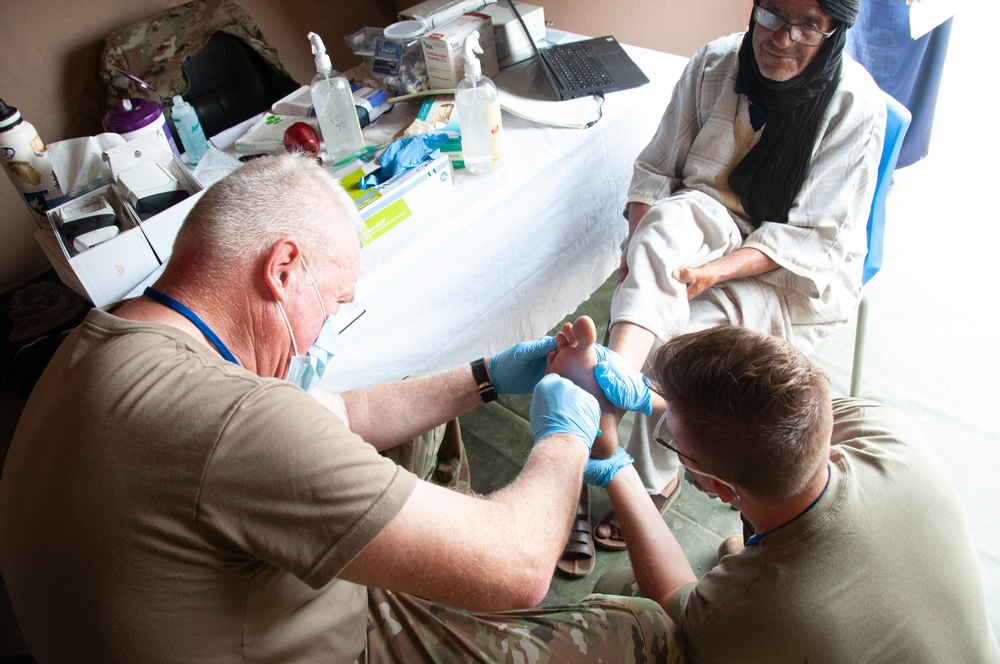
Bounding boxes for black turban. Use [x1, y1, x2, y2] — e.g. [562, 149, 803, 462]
[727, 5, 853, 227]
[817, 0, 860, 27]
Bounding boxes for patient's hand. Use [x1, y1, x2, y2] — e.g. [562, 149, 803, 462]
[544, 315, 619, 459]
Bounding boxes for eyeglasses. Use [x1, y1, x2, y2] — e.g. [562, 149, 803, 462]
[752, 5, 836, 46]
[653, 414, 741, 500]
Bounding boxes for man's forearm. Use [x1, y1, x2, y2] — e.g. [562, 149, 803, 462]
[338, 365, 482, 450]
[606, 464, 697, 614]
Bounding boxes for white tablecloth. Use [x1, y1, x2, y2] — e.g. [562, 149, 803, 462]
[322, 44, 687, 392]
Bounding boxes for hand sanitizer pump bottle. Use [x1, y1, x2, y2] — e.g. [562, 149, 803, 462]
[455, 31, 505, 175]
[308, 32, 365, 163]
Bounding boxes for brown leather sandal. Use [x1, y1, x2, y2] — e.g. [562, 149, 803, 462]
[556, 484, 595, 578]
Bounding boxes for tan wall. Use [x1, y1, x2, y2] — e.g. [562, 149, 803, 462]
[0, 0, 749, 293]
[536, 0, 750, 57]
[0, 0, 395, 293]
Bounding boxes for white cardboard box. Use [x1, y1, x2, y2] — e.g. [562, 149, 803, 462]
[103, 133, 206, 263]
[399, 0, 497, 30]
[38, 185, 160, 308]
[479, 2, 544, 67]
[420, 13, 500, 89]
[338, 154, 454, 245]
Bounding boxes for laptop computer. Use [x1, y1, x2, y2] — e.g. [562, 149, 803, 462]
[505, 0, 650, 101]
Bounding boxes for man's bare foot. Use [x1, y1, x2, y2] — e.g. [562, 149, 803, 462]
[544, 315, 619, 458]
[593, 475, 681, 547]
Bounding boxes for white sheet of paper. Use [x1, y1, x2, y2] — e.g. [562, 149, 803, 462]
[910, 0, 956, 39]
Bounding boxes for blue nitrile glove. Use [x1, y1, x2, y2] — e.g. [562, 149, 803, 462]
[584, 447, 634, 488]
[488, 336, 557, 394]
[594, 345, 654, 416]
[529, 374, 600, 449]
[358, 133, 450, 189]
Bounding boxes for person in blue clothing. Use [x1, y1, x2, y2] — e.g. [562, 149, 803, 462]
[846, 0, 953, 167]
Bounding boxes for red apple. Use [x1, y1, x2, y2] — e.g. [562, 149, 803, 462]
[283, 122, 320, 156]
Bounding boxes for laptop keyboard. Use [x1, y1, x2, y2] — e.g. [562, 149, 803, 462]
[543, 43, 613, 90]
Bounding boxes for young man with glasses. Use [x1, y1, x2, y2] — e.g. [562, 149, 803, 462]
[578, 0, 890, 558]
[586, 326, 999, 661]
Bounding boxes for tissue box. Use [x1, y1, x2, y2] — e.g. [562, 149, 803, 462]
[338, 154, 453, 245]
[37, 185, 160, 307]
[104, 133, 205, 263]
[420, 13, 499, 89]
[403, 95, 464, 168]
[479, 2, 544, 67]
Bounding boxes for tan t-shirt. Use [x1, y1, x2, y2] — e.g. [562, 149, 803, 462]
[671, 398, 1000, 663]
[0, 308, 418, 663]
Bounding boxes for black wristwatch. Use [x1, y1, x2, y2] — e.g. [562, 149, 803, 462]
[470, 358, 498, 403]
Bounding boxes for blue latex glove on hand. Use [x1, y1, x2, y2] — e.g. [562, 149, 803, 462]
[529, 374, 600, 449]
[584, 447, 634, 488]
[488, 336, 557, 394]
[594, 345, 654, 416]
[358, 133, 450, 189]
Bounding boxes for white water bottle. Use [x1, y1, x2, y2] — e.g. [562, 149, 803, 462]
[455, 31, 505, 175]
[170, 95, 209, 167]
[0, 98, 64, 227]
[308, 32, 365, 162]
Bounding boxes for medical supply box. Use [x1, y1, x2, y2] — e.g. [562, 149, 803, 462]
[479, 2, 545, 67]
[420, 13, 500, 89]
[399, 0, 496, 30]
[35, 184, 159, 308]
[337, 153, 453, 246]
[103, 132, 206, 263]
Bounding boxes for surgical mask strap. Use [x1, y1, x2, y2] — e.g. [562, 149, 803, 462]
[300, 257, 327, 320]
[686, 464, 741, 502]
[276, 255, 326, 358]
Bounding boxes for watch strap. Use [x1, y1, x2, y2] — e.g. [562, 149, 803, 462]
[470, 358, 498, 403]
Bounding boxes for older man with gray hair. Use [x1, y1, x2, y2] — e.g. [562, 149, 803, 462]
[0, 154, 673, 663]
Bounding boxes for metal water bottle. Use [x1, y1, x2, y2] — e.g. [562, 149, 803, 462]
[0, 99, 64, 227]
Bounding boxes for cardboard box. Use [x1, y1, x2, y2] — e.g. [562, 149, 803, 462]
[420, 13, 499, 89]
[399, 0, 496, 30]
[337, 154, 453, 245]
[103, 133, 206, 263]
[479, 2, 545, 67]
[38, 185, 160, 307]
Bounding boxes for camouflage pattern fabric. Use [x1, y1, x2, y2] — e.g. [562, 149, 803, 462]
[98, 0, 294, 118]
[363, 587, 681, 663]
[381, 418, 471, 493]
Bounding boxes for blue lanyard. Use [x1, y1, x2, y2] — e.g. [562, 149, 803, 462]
[745, 464, 831, 546]
[143, 287, 240, 365]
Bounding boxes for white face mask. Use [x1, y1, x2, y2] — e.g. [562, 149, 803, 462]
[653, 412, 741, 502]
[275, 257, 339, 392]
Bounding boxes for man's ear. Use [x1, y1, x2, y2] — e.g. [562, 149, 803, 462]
[262, 238, 302, 302]
[713, 479, 738, 504]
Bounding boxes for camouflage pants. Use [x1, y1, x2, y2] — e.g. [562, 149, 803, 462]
[380, 418, 470, 492]
[364, 587, 679, 663]
[368, 424, 680, 662]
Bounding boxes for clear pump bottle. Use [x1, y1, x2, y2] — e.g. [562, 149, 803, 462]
[455, 31, 505, 175]
[170, 95, 209, 167]
[308, 32, 365, 163]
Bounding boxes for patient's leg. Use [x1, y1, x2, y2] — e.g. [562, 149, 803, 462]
[544, 315, 618, 459]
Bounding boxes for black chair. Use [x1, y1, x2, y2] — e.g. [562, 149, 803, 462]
[179, 30, 300, 142]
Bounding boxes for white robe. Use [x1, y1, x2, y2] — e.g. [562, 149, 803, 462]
[613, 33, 887, 491]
